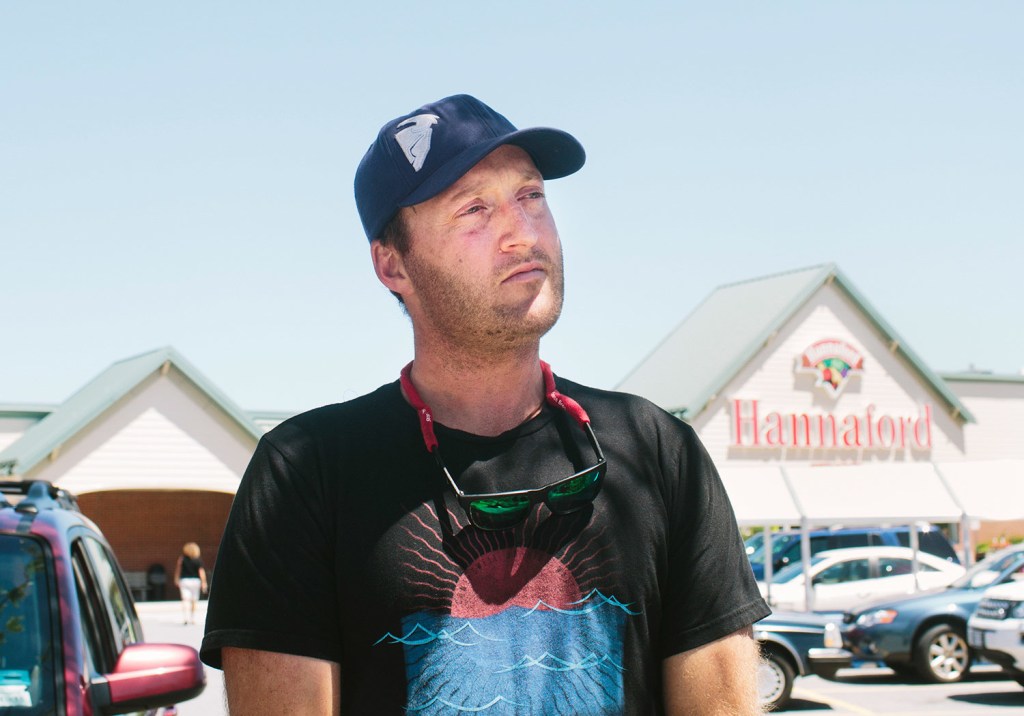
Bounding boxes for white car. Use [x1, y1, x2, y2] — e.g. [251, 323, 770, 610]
[758, 546, 965, 612]
[968, 578, 1024, 686]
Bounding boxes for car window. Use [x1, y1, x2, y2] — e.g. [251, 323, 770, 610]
[815, 558, 870, 585]
[747, 533, 795, 563]
[878, 558, 914, 577]
[953, 547, 1024, 589]
[918, 532, 958, 561]
[832, 533, 870, 549]
[79, 537, 141, 650]
[809, 536, 830, 555]
[73, 545, 107, 674]
[894, 530, 959, 562]
[780, 536, 829, 565]
[773, 555, 826, 583]
[767, 535, 797, 560]
[744, 532, 763, 557]
[0, 535, 58, 714]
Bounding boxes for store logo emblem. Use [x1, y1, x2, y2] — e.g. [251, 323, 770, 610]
[796, 339, 864, 397]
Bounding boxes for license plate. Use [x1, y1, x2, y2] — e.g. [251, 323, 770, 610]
[968, 628, 986, 648]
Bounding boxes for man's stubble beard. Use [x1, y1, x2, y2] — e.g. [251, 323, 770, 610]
[404, 247, 565, 360]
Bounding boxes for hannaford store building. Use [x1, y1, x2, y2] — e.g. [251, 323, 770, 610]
[0, 263, 1021, 598]
[618, 263, 1024, 563]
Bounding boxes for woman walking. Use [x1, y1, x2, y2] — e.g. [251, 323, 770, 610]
[174, 542, 208, 625]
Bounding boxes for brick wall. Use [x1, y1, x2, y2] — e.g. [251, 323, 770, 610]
[78, 490, 234, 599]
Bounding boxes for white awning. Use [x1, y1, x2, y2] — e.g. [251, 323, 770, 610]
[781, 462, 963, 526]
[935, 460, 1024, 521]
[718, 465, 801, 526]
[718, 461, 993, 527]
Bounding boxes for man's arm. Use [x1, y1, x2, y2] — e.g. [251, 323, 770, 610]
[662, 626, 763, 716]
[223, 647, 340, 716]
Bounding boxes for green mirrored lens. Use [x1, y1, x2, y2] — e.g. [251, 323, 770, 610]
[547, 468, 602, 513]
[469, 495, 531, 530]
[470, 495, 530, 515]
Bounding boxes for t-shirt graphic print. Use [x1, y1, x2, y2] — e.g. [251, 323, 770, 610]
[373, 501, 639, 714]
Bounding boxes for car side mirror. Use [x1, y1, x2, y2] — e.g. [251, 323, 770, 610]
[90, 643, 206, 715]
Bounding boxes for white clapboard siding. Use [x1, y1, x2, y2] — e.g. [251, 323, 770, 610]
[947, 379, 1024, 460]
[31, 369, 255, 494]
[0, 416, 43, 454]
[0, 431, 24, 453]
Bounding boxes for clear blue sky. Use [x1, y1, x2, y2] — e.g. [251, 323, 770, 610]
[2, 2, 1021, 413]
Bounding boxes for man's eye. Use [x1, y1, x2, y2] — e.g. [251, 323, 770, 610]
[521, 191, 545, 200]
[461, 205, 484, 216]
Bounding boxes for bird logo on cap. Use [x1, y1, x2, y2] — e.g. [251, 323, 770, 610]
[394, 114, 439, 172]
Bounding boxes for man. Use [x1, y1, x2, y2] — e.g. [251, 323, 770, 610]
[202, 94, 770, 714]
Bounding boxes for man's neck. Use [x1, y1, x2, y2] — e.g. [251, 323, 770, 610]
[403, 345, 546, 437]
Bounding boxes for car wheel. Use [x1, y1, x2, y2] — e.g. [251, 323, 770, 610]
[913, 624, 970, 683]
[758, 650, 795, 711]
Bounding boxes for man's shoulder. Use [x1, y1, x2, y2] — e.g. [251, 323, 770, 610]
[262, 381, 406, 447]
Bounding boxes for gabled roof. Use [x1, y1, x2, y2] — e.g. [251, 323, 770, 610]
[616, 263, 974, 423]
[0, 404, 57, 418]
[0, 347, 263, 476]
[940, 371, 1024, 385]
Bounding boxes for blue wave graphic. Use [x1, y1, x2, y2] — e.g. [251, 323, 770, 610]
[523, 589, 642, 617]
[374, 621, 504, 647]
[406, 695, 523, 712]
[494, 651, 626, 674]
[378, 591, 635, 715]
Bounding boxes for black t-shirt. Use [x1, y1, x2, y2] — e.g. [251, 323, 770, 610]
[179, 555, 203, 580]
[202, 377, 769, 714]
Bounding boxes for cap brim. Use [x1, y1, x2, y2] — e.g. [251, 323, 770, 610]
[399, 127, 585, 208]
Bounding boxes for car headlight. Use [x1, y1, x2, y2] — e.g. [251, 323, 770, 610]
[856, 609, 898, 628]
[824, 621, 843, 649]
[1010, 601, 1024, 619]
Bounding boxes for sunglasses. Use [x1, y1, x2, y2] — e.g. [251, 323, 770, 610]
[400, 361, 606, 531]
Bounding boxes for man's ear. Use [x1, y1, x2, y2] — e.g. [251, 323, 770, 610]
[371, 240, 413, 297]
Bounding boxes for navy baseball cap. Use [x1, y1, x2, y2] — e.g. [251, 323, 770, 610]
[354, 94, 585, 241]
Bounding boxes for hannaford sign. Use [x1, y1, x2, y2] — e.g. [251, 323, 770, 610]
[731, 400, 933, 450]
[729, 338, 932, 451]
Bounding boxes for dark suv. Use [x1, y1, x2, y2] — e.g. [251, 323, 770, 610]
[745, 525, 959, 580]
[0, 481, 205, 715]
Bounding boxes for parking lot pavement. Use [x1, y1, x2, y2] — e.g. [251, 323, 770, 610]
[785, 667, 1024, 714]
[138, 600, 225, 716]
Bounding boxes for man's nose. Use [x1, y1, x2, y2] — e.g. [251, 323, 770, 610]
[497, 200, 540, 252]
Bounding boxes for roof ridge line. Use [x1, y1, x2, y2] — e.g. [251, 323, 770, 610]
[715, 262, 836, 291]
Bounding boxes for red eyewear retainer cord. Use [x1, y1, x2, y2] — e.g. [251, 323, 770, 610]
[399, 361, 593, 456]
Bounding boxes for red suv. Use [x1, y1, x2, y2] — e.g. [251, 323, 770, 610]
[0, 481, 205, 715]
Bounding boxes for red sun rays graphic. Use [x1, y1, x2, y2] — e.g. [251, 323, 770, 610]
[451, 547, 580, 618]
[401, 502, 614, 618]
